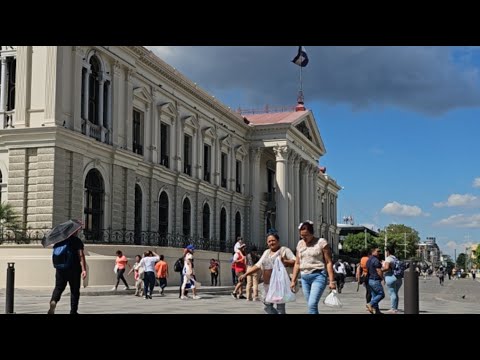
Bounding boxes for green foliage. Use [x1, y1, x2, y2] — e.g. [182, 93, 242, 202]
[456, 253, 467, 269]
[0, 202, 19, 228]
[342, 232, 380, 258]
[377, 224, 420, 260]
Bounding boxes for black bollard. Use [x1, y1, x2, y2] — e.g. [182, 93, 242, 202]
[5, 262, 15, 314]
[404, 261, 419, 314]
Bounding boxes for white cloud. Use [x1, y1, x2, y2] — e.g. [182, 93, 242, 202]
[473, 177, 480, 188]
[433, 193, 479, 207]
[435, 213, 480, 228]
[381, 201, 426, 217]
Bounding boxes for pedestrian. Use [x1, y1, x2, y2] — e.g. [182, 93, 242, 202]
[181, 245, 201, 300]
[333, 259, 346, 293]
[290, 221, 336, 314]
[383, 246, 402, 314]
[437, 266, 445, 286]
[209, 258, 219, 286]
[112, 250, 131, 291]
[47, 220, 87, 315]
[245, 246, 261, 301]
[154, 254, 169, 295]
[231, 243, 247, 299]
[128, 255, 144, 296]
[365, 247, 385, 314]
[139, 250, 160, 299]
[239, 231, 295, 314]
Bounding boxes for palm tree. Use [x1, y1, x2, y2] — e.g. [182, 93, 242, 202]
[0, 202, 19, 235]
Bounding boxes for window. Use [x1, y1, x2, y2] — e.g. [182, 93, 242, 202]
[133, 109, 143, 155]
[182, 197, 191, 237]
[81, 67, 87, 119]
[203, 144, 211, 182]
[0, 170, 3, 203]
[235, 160, 241, 193]
[184, 135, 192, 175]
[88, 56, 100, 125]
[235, 211, 241, 239]
[267, 168, 275, 194]
[84, 169, 104, 240]
[158, 191, 169, 235]
[202, 203, 210, 240]
[221, 153, 227, 188]
[6, 57, 16, 111]
[134, 185, 142, 245]
[160, 123, 169, 168]
[220, 208, 227, 252]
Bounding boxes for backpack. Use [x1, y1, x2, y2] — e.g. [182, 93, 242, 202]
[52, 240, 74, 270]
[393, 259, 407, 278]
[174, 257, 184, 272]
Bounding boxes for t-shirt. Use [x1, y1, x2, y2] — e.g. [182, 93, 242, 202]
[115, 255, 128, 270]
[140, 255, 160, 273]
[155, 260, 168, 278]
[255, 246, 295, 270]
[66, 236, 84, 272]
[367, 256, 382, 280]
[384, 255, 396, 276]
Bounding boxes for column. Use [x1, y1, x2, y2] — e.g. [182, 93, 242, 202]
[72, 47, 84, 132]
[169, 115, 177, 171]
[293, 155, 300, 240]
[288, 152, 295, 249]
[192, 129, 197, 178]
[97, 76, 105, 141]
[0, 57, 7, 112]
[106, 80, 112, 143]
[82, 64, 90, 123]
[125, 69, 134, 151]
[176, 119, 183, 172]
[14, 46, 31, 128]
[111, 61, 121, 147]
[307, 164, 314, 221]
[249, 147, 262, 245]
[273, 145, 289, 247]
[229, 146, 235, 191]
[300, 162, 308, 221]
[151, 91, 158, 163]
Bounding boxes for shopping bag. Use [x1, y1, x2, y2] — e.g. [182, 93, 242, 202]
[265, 256, 296, 303]
[324, 290, 343, 308]
[113, 264, 118, 274]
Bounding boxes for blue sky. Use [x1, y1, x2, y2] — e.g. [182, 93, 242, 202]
[148, 46, 480, 258]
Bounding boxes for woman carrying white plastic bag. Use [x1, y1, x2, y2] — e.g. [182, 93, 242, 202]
[265, 256, 296, 304]
[238, 231, 296, 314]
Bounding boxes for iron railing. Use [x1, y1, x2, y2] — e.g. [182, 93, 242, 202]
[0, 227, 266, 253]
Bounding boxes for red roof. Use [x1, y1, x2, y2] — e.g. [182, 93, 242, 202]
[245, 111, 307, 125]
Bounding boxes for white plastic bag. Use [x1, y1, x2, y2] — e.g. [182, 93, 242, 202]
[113, 264, 118, 274]
[265, 256, 296, 304]
[324, 290, 343, 308]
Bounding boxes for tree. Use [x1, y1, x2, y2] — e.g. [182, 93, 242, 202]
[378, 224, 420, 260]
[342, 232, 380, 258]
[456, 253, 466, 269]
[0, 202, 19, 228]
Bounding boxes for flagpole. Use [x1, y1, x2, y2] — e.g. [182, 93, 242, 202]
[298, 65, 304, 104]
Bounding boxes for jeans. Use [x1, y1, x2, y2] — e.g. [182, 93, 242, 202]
[385, 275, 402, 310]
[143, 271, 155, 296]
[300, 270, 328, 314]
[368, 278, 385, 312]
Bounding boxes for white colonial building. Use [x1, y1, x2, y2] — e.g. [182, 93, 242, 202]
[0, 46, 341, 252]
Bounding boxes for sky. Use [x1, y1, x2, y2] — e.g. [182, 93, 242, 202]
[147, 46, 480, 259]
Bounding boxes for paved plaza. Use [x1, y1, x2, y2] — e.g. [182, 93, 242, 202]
[0, 276, 479, 314]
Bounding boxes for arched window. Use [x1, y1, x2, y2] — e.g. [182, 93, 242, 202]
[134, 184, 142, 245]
[88, 56, 100, 125]
[158, 191, 169, 235]
[182, 197, 191, 237]
[84, 169, 104, 240]
[202, 203, 210, 240]
[220, 207, 227, 252]
[235, 211, 241, 239]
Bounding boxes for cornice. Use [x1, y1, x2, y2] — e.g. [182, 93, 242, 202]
[125, 46, 247, 130]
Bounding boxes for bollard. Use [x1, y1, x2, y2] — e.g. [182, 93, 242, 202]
[404, 261, 419, 314]
[5, 262, 15, 314]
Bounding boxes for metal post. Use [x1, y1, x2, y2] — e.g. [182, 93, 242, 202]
[404, 261, 419, 314]
[5, 262, 15, 314]
[364, 228, 367, 249]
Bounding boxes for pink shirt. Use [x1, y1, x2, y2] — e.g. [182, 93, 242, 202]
[116, 255, 128, 270]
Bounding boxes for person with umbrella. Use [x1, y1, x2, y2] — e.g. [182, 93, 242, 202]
[43, 219, 87, 314]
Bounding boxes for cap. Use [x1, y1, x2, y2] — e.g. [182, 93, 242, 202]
[186, 244, 195, 251]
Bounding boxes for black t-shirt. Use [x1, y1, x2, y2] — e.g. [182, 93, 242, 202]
[67, 236, 84, 271]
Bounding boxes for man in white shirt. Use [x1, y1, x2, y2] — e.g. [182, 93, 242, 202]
[139, 250, 160, 299]
[333, 259, 346, 293]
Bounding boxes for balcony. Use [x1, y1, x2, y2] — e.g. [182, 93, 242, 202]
[236, 183, 241, 193]
[133, 142, 143, 156]
[184, 164, 192, 176]
[1, 111, 15, 129]
[204, 172, 211, 182]
[221, 178, 227, 188]
[82, 119, 110, 144]
[160, 155, 169, 168]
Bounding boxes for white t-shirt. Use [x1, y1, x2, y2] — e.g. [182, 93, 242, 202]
[255, 246, 295, 270]
[140, 256, 159, 273]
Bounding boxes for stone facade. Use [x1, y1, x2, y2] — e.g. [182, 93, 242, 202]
[0, 46, 341, 252]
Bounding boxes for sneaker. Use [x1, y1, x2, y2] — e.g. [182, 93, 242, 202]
[238, 295, 247, 300]
[143, 296, 148, 299]
[47, 300, 56, 315]
[231, 292, 238, 299]
[111, 287, 117, 291]
[366, 304, 374, 314]
[180, 295, 188, 300]
[148, 295, 152, 299]
[124, 286, 130, 290]
[192, 295, 201, 300]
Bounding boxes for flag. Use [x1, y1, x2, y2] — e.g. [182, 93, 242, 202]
[291, 46, 309, 67]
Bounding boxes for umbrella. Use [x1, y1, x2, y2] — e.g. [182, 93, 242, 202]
[42, 219, 82, 248]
